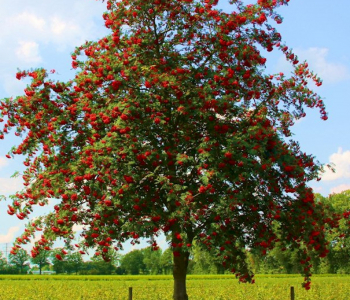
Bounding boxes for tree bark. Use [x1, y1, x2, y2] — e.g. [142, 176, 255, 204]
[173, 251, 190, 300]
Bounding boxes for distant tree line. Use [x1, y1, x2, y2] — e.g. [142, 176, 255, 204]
[2, 191, 349, 275]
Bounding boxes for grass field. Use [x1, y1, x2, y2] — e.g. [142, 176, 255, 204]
[0, 274, 349, 300]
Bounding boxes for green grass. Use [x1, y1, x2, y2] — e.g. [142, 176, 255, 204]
[0, 275, 349, 299]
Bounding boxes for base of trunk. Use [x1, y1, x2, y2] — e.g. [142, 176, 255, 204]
[173, 252, 189, 300]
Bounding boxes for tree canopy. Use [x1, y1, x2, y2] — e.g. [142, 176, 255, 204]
[30, 250, 50, 275]
[8, 249, 30, 274]
[0, 0, 343, 299]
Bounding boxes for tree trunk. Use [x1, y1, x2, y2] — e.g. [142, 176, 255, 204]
[173, 251, 189, 300]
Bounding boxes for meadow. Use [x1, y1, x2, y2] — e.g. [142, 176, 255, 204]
[0, 274, 348, 300]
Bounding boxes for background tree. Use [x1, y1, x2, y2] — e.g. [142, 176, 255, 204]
[30, 250, 51, 275]
[0, 252, 13, 274]
[143, 246, 162, 274]
[190, 240, 224, 274]
[120, 249, 146, 275]
[51, 249, 84, 274]
[244, 190, 350, 275]
[315, 191, 350, 274]
[51, 249, 67, 274]
[66, 252, 84, 274]
[0, 253, 7, 270]
[88, 250, 119, 274]
[8, 249, 30, 274]
[160, 248, 173, 275]
[0, 0, 342, 299]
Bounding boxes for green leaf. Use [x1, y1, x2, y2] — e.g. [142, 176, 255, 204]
[11, 171, 20, 178]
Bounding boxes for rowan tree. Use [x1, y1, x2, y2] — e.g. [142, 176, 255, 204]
[0, 0, 342, 299]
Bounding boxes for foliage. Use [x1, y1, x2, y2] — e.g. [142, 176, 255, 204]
[0, 253, 7, 270]
[0, 0, 342, 296]
[79, 260, 117, 275]
[8, 249, 30, 274]
[85, 250, 119, 274]
[314, 191, 350, 274]
[50, 248, 67, 274]
[120, 249, 146, 275]
[242, 191, 350, 275]
[160, 247, 173, 275]
[50, 248, 117, 275]
[143, 246, 163, 274]
[51, 249, 84, 274]
[30, 250, 51, 275]
[0, 253, 19, 274]
[119, 247, 172, 275]
[91, 248, 121, 265]
[190, 240, 224, 274]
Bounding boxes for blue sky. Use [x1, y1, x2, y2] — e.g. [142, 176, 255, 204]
[0, 0, 349, 258]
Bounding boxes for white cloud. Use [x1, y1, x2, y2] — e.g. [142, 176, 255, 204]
[0, 177, 23, 195]
[48, 16, 87, 52]
[13, 12, 46, 31]
[276, 47, 349, 85]
[0, 1, 109, 54]
[50, 17, 67, 35]
[0, 0, 109, 97]
[15, 41, 42, 63]
[72, 224, 84, 232]
[330, 184, 350, 194]
[157, 237, 168, 250]
[2, 74, 27, 96]
[0, 225, 20, 243]
[311, 186, 323, 193]
[322, 148, 350, 181]
[296, 48, 349, 83]
[0, 157, 9, 169]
